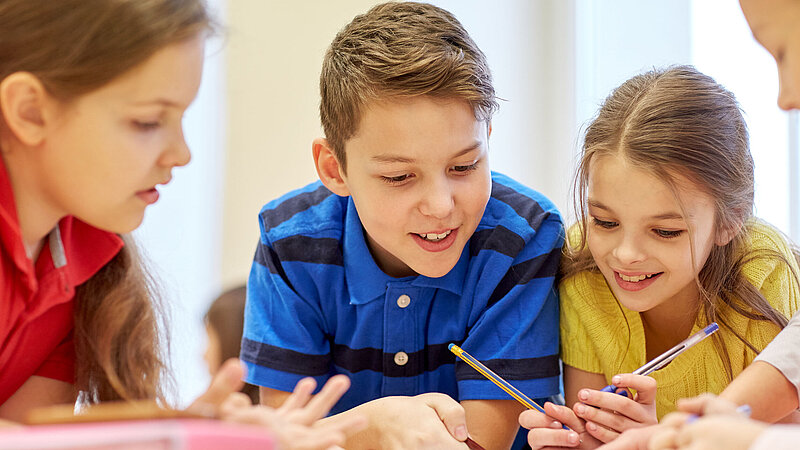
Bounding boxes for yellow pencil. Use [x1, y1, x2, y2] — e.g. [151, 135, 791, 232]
[449, 344, 570, 430]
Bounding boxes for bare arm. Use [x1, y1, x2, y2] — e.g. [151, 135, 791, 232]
[260, 385, 293, 408]
[0, 376, 74, 423]
[462, 399, 524, 449]
[564, 364, 608, 407]
[720, 361, 799, 422]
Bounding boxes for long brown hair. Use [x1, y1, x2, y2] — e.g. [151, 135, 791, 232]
[320, 1, 498, 171]
[565, 65, 798, 380]
[0, 0, 213, 404]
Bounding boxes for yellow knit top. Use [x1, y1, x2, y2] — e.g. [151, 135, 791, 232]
[560, 219, 800, 420]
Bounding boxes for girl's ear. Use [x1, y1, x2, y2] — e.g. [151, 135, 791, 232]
[715, 222, 742, 246]
[0, 72, 50, 146]
[312, 137, 351, 197]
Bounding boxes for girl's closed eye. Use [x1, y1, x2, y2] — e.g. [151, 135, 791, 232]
[591, 217, 618, 229]
[653, 228, 684, 239]
[132, 119, 162, 131]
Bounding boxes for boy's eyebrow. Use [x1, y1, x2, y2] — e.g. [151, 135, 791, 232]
[587, 199, 685, 221]
[130, 98, 184, 108]
[372, 141, 483, 164]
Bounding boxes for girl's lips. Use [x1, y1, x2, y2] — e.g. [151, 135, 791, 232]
[411, 228, 458, 252]
[136, 188, 160, 205]
[613, 270, 663, 292]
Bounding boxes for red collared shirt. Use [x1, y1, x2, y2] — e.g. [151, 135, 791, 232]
[0, 160, 123, 405]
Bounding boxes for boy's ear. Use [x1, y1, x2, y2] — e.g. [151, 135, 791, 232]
[0, 72, 50, 146]
[312, 137, 350, 197]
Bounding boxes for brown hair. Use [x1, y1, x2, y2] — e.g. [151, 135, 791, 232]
[320, 1, 498, 171]
[205, 286, 259, 405]
[0, 0, 213, 404]
[565, 65, 797, 380]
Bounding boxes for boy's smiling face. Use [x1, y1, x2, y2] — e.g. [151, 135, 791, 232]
[319, 96, 491, 278]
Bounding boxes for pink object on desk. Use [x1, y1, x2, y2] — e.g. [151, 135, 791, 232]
[0, 419, 275, 449]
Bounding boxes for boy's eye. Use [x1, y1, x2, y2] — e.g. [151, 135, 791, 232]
[452, 162, 479, 173]
[381, 174, 411, 184]
[591, 217, 618, 229]
[654, 229, 684, 239]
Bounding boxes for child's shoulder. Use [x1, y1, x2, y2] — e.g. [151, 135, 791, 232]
[257, 181, 346, 240]
[744, 217, 797, 258]
[485, 172, 563, 233]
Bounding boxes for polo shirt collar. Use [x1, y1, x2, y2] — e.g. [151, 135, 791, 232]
[0, 157, 123, 289]
[343, 197, 468, 305]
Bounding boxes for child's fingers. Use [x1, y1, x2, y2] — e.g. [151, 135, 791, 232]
[543, 402, 587, 432]
[576, 389, 652, 425]
[647, 426, 679, 450]
[573, 401, 636, 434]
[675, 393, 738, 416]
[525, 427, 582, 449]
[583, 420, 619, 443]
[189, 358, 245, 415]
[659, 411, 693, 428]
[419, 392, 469, 441]
[518, 408, 563, 430]
[611, 374, 657, 404]
[279, 377, 318, 413]
[298, 375, 351, 423]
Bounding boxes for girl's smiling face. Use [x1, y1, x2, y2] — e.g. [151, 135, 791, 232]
[586, 154, 725, 317]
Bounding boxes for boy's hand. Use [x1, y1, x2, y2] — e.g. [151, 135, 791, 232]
[344, 392, 471, 449]
[519, 401, 601, 449]
[572, 374, 658, 443]
[188, 358, 247, 417]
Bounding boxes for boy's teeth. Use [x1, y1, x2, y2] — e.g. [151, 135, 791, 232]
[420, 230, 451, 242]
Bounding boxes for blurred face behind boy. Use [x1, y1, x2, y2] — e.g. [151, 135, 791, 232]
[740, 0, 800, 110]
[586, 154, 724, 319]
[5, 36, 203, 237]
[315, 96, 491, 278]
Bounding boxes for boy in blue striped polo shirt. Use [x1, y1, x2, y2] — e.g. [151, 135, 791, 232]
[242, 2, 564, 448]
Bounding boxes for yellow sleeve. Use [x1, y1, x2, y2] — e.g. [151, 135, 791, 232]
[559, 272, 605, 374]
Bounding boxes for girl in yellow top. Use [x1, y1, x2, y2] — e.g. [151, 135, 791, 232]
[519, 65, 800, 449]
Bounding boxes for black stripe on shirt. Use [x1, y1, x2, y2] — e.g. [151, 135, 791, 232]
[486, 247, 561, 306]
[455, 354, 560, 381]
[469, 226, 526, 258]
[491, 183, 549, 230]
[273, 235, 344, 266]
[260, 185, 334, 230]
[241, 338, 331, 376]
[332, 342, 458, 378]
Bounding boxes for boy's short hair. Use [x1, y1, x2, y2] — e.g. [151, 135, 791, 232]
[320, 1, 498, 170]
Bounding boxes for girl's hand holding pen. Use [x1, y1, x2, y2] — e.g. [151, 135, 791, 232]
[520, 401, 600, 449]
[571, 374, 659, 444]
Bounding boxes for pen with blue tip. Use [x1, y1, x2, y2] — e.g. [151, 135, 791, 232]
[601, 322, 720, 394]
[448, 343, 571, 431]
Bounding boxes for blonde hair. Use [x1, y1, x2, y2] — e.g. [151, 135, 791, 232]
[565, 65, 796, 380]
[319, 1, 498, 171]
[0, 0, 213, 404]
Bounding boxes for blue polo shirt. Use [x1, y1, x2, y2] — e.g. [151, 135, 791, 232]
[242, 172, 563, 415]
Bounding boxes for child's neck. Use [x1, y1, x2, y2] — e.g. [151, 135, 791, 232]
[640, 299, 700, 362]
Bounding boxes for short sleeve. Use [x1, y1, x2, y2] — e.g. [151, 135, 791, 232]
[34, 333, 75, 383]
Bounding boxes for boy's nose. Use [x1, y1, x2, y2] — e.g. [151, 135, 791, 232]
[419, 179, 455, 219]
[161, 131, 192, 168]
[777, 69, 800, 111]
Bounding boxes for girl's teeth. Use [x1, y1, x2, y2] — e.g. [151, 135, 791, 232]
[620, 273, 650, 282]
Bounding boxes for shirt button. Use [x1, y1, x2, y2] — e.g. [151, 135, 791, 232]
[397, 294, 411, 308]
[394, 351, 409, 366]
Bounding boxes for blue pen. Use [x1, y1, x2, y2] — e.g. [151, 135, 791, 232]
[601, 323, 720, 394]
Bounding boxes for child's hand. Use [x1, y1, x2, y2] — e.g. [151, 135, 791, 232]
[674, 393, 739, 416]
[348, 392, 471, 449]
[519, 401, 602, 449]
[648, 413, 767, 450]
[222, 375, 367, 450]
[571, 374, 658, 443]
[188, 358, 248, 417]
